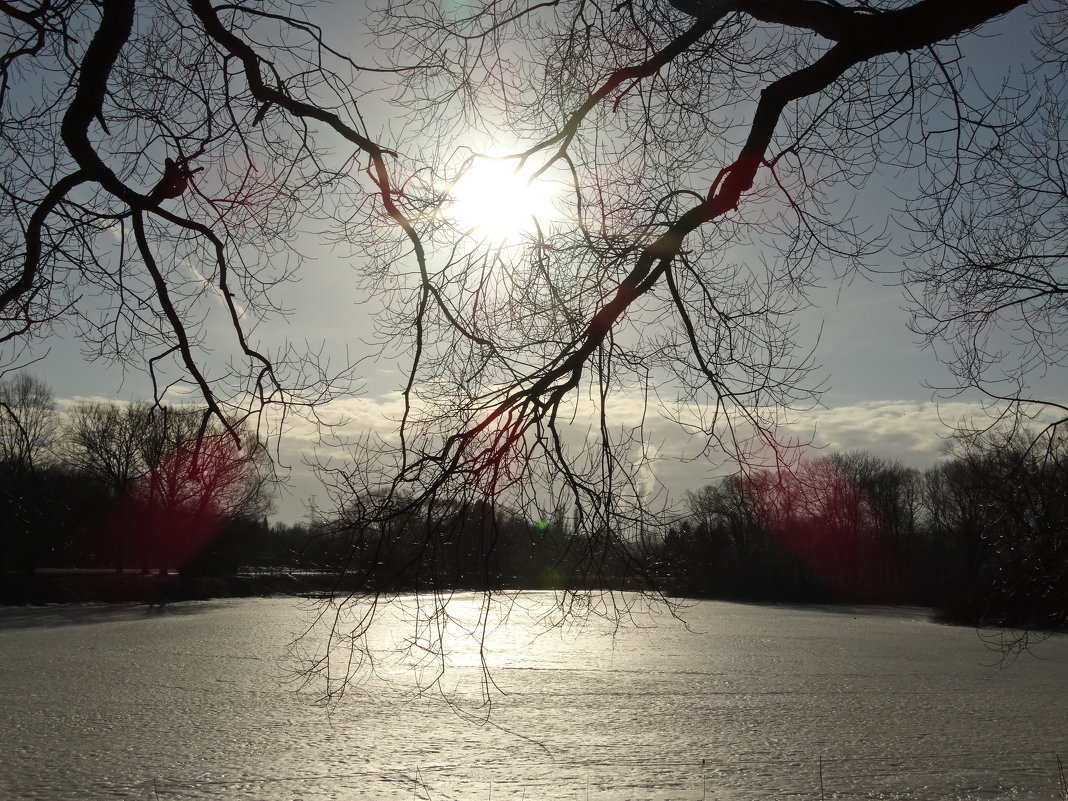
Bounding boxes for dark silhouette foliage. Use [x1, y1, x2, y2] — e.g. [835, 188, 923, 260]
[656, 438, 1068, 627]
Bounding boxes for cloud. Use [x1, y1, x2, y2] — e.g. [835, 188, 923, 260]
[57, 388, 1013, 523]
[778, 398, 1062, 470]
[275, 393, 408, 447]
[593, 398, 1015, 501]
[784, 400, 986, 467]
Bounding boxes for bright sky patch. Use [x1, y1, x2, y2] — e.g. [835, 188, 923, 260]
[447, 158, 557, 243]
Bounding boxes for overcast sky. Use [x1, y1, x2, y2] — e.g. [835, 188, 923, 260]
[16, 2, 1066, 523]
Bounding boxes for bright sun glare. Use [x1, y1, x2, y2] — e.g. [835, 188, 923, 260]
[447, 158, 558, 243]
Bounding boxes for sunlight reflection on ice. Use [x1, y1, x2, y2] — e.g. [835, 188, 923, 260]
[1, 595, 1066, 800]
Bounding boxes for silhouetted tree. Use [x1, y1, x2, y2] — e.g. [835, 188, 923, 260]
[0, 373, 57, 469]
[65, 401, 150, 495]
[828, 452, 920, 592]
[671, 453, 922, 602]
[920, 455, 995, 604]
[4, 0, 1065, 683]
[0, 373, 58, 573]
[64, 400, 153, 569]
[132, 406, 274, 574]
[64, 401, 273, 574]
[924, 430, 1068, 625]
[323, 0, 1049, 624]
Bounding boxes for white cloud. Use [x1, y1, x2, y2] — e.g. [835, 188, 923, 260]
[783, 400, 989, 467]
[590, 398, 1025, 501]
[275, 393, 408, 446]
[53, 388, 1024, 523]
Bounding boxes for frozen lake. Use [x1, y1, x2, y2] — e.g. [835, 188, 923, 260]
[0, 593, 1066, 800]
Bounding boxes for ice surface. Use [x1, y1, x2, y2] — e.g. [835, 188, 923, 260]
[0, 595, 1065, 800]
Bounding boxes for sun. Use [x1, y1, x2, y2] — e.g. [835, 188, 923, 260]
[446, 158, 558, 243]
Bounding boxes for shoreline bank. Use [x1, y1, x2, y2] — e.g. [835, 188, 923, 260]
[0, 570, 342, 605]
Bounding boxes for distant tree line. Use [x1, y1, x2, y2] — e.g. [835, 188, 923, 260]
[657, 434, 1068, 628]
[0, 374, 274, 578]
[305, 430, 1068, 628]
[2, 373, 1065, 627]
[311, 498, 645, 595]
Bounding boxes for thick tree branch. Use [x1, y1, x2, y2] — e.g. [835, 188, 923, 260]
[186, 0, 390, 160]
[58, 0, 142, 202]
[0, 172, 87, 314]
[521, 0, 1032, 408]
[738, 0, 1026, 47]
